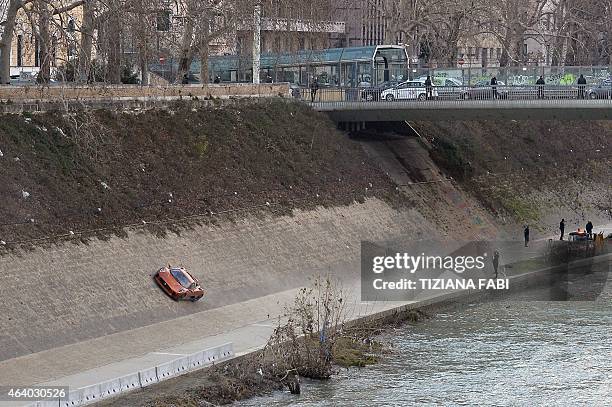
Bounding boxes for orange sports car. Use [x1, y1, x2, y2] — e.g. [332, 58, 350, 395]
[154, 266, 205, 302]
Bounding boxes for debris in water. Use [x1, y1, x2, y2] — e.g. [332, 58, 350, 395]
[21, 190, 30, 199]
[0, 149, 3, 157]
[100, 181, 110, 190]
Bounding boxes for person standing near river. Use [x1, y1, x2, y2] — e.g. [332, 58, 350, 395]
[493, 251, 500, 279]
[560, 218, 565, 240]
[586, 221, 593, 238]
[524, 225, 530, 247]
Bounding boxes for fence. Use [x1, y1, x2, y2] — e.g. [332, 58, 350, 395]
[28, 342, 234, 407]
[375, 66, 612, 87]
[300, 83, 612, 106]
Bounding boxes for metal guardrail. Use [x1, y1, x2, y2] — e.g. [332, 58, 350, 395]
[28, 343, 234, 407]
[297, 85, 612, 107]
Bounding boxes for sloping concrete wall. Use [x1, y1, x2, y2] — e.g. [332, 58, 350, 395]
[0, 198, 432, 362]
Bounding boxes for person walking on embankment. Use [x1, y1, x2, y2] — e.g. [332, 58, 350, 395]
[524, 225, 530, 247]
[536, 76, 545, 99]
[560, 218, 565, 240]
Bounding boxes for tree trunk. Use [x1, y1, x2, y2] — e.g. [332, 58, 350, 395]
[176, 12, 195, 83]
[107, 1, 122, 84]
[78, 0, 94, 82]
[0, 0, 24, 84]
[199, 17, 210, 83]
[36, 0, 51, 83]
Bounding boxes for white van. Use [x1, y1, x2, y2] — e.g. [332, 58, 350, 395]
[379, 81, 438, 101]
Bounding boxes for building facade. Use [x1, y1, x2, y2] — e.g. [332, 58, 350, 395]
[8, 1, 84, 79]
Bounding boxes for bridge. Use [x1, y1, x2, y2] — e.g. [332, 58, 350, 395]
[307, 86, 612, 123]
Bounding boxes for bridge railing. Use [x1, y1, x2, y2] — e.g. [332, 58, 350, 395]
[299, 84, 612, 107]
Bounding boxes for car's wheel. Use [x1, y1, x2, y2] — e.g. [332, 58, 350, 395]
[418, 93, 427, 101]
[589, 92, 597, 100]
[385, 94, 395, 102]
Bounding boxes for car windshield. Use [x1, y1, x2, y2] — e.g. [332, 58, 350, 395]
[170, 268, 193, 288]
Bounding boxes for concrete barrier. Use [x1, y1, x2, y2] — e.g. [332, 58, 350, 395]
[28, 342, 234, 407]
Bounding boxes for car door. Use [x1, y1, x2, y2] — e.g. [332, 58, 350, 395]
[602, 80, 612, 98]
[408, 82, 422, 99]
[395, 82, 410, 99]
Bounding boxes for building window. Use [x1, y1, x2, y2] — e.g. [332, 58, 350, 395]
[496, 48, 501, 60]
[157, 10, 171, 31]
[17, 35, 23, 67]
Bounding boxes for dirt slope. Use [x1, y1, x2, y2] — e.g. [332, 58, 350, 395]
[0, 100, 397, 246]
[412, 120, 612, 234]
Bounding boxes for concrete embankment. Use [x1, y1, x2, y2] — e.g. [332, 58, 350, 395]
[91, 249, 612, 407]
[0, 101, 610, 405]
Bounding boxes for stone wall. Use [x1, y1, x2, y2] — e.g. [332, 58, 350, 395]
[0, 83, 290, 102]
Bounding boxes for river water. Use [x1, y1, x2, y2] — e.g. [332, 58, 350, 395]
[237, 263, 611, 406]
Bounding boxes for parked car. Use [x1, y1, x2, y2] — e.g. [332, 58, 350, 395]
[9, 73, 36, 85]
[460, 80, 509, 100]
[417, 76, 463, 87]
[154, 266, 205, 302]
[380, 80, 438, 101]
[586, 79, 612, 99]
[289, 83, 302, 99]
[415, 77, 463, 100]
[360, 81, 398, 101]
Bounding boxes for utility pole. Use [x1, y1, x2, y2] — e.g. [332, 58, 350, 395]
[252, 1, 261, 84]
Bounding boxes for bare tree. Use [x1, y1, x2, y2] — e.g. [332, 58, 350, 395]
[0, 0, 31, 84]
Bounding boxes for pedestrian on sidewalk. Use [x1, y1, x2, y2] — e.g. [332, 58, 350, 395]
[310, 78, 319, 103]
[559, 218, 565, 240]
[536, 76, 545, 99]
[577, 74, 587, 99]
[491, 76, 498, 99]
[493, 250, 500, 279]
[524, 225, 530, 247]
[586, 221, 593, 238]
[425, 75, 433, 100]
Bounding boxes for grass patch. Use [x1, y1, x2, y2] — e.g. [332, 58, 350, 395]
[333, 336, 381, 368]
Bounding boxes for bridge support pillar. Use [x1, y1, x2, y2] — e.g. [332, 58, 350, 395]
[338, 122, 366, 132]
